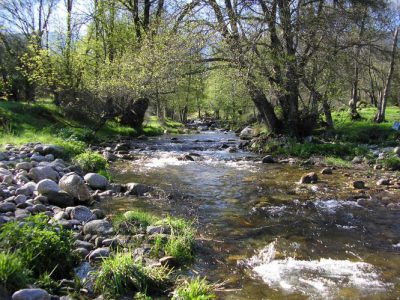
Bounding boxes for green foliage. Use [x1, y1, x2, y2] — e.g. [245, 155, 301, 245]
[0, 252, 31, 293]
[93, 253, 171, 299]
[155, 217, 195, 263]
[172, 277, 216, 300]
[332, 107, 400, 145]
[134, 292, 153, 300]
[57, 127, 98, 144]
[34, 273, 63, 295]
[323, 157, 352, 168]
[381, 154, 400, 171]
[73, 151, 108, 173]
[0, 214, 76, 279]
[124, 210, 159, 228]
[274, 142, 368, 158]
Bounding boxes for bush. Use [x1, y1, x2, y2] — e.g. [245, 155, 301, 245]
[57, 127, 98, 144]
[73, 151, 108, 173]
[0, 214, 76, 279]
[93, 253, 171, 298]
[381, 154, 400, 171]
[172, 277, 216, 300]
[0, 252, 31, 293]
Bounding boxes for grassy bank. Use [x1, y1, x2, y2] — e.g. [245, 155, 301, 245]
[0, 100, 185, 158]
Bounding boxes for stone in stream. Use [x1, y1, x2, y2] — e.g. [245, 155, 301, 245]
[377, 178, 391, 186]
[88, 247, 110, 262]
[351, 156, 363, 164]
[125, 183, 153, 196]
[239, 126, 253, 140]
[103, 151, 117, 162]
[16, 182, 37, 196]
[12, 289, 50, 300]
[262, 155, 275, 164]
[0, 202, 16, 213]
[299, 172, 318, 184]
[44, 191, 74, 208]
[59, 172, 91, 201]
[353, 180, 366, 189]
[321, 167, 333, 175]
[16, 162, 33, 171]
[394, 147, 400, 156]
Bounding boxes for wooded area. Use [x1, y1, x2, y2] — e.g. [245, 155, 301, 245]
[0, 0, 399, 136]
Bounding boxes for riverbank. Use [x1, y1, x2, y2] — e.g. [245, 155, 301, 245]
[0, 142, 216, 299]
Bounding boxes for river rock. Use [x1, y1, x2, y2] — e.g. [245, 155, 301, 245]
[352, 156, 363, 164]
[59, 173, 90, 201]
[239, 127, 253, 140]
[70, 205, 95, 222]
[88, 247, 110, 262]
[262, 155, 275, 163]
[0, 168, 12, 180]
[12, 289, 50, 300]
[84, 173, 108, 190]
[16, 162, 33, 171]
[44, 191, 74, 208]
[31, 154, 47, 162]
[377, 178, 391, 186]
[83, 219, 113, 236]
[299, 172, 318, 184]
[3, 174, 13, 184]
[353, 180, 365, 189]
[321, 167, 333, 175]
[159, 256, 178, 268]
[0, 152, 9, 161]
[29, 166, 59, 183]
[103, 151, 117, 162]
[38, 144, 64, 157]
[125, 183, 153, 196]
[16, 182, 37, 196]
[394, 147, 400, 156]
[74, 240, 94, 251]
[0, 202, 16, 213]
[36, 179, 60, 194]
[146, 225, 170, 235]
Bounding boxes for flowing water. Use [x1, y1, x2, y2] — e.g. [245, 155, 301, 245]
[104, 131, 400, 299]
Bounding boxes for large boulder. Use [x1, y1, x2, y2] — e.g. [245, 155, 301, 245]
[70, 205, 95, 222]
[84, 173, 108, 190]
[12, 288, 50, 300]
[28, 166, 59, 183]
[59, 173, 90, 201]
[36, 179, 60, 194]
[83, 219, 114, 236]
[239, 126, 254, 140]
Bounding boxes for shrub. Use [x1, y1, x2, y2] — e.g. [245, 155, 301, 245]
[381, 154, 400, 171]
[57, 127, 98, 144]
[0, 252, 31, 293]
[0, 214, 76, 278]
[172, 277, 216, 300]
[93, 253, 171, 298]
[73, 151, 108, 173]
[56, 140, 86, 159]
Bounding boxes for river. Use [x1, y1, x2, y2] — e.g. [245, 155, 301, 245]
[104, 130, 400, 299]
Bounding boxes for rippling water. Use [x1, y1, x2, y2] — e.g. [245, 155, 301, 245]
[104, 131, 400, 299]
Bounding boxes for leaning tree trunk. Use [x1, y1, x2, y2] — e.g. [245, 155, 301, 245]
[375, 27, 399, 123]
[121, 98, 149, 130]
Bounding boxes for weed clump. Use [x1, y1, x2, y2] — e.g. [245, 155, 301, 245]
[93, 252, 171, 298]
[172, 277, 216, 300]
[73, 151, 108, 173]
[0, 213, 76, 279]
[0, 252, 31, 293]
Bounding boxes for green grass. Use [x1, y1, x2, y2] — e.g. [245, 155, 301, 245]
[0, 213, 76, 279]
[381, 154, 400, 170]
[124, 210, 159, 227]
[142, 116, 184, 136]
[172, 277, 216, 300]
[323, 156, 352, 168]
[93, 252, 171, 299]
[332, 106, 400, 145]
[0, 252, 31, 293]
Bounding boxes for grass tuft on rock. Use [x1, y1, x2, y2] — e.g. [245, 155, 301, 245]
[172, 277, 216, 300]
[93, 252, 171, 299]
[73, 151, 109, 173]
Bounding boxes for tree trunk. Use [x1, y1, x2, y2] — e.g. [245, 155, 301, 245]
[375, 27, 399, 123]
[120, 98, 149, 130]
